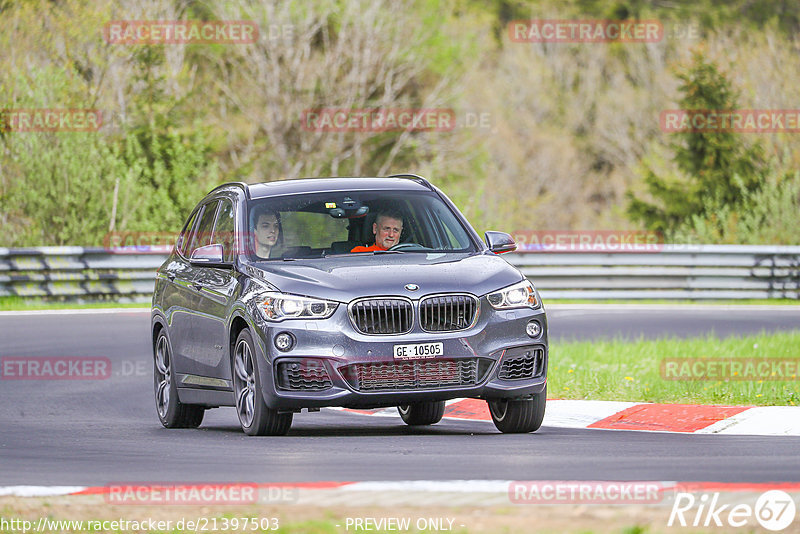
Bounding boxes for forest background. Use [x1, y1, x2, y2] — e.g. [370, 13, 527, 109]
[1, 0, 798, 247]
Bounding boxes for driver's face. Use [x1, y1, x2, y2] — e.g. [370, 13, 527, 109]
[373, 216, 403, 249]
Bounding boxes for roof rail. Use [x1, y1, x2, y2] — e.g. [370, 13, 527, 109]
[206, 182, 250, 200]
[387, 173, 434, 190]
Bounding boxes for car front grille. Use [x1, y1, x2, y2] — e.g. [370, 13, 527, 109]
[276, 359, 333, 391]
[419, 294, 479, 332]
[498, 347, 544, 380]
[349, 298, 413, 335]
[341, 358, 492, 392]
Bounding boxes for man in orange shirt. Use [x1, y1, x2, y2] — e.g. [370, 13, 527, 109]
[351, 209, 403, 252]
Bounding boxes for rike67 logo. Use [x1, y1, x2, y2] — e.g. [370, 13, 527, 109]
[668, 490, 796, 531]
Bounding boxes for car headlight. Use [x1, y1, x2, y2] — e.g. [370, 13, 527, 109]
[487, 280, 539, 310]
[258, 292, 338, 321]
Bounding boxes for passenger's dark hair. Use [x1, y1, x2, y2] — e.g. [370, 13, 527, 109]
[252, 207, 281, 227]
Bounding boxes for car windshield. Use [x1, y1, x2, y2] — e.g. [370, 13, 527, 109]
[244, 190, 478, 260]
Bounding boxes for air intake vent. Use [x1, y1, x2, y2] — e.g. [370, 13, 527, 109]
[349, 298, 413, 335]
[498, 347, 544, 380]
[419, 294, 479, 332]
[276, 359, 333, 391]
[341, 358, 492, 392]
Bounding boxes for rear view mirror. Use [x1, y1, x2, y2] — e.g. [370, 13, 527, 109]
[484, 231, 517, 254]
[327, 196, 370, 218]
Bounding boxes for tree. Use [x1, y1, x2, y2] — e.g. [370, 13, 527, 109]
[626, 50, 765, 236]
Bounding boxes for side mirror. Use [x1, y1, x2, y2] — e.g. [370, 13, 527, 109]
[190, 243, 228, 266]
[484, 231, 517, 254]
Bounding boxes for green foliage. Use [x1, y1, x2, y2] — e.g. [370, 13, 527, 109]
[2, 0, 799, 247]
[107, 125, 219, 235]
[678, 168, 800, 245]
[0, 122, 217, 246]
[0, 63, 217, 246]
[627, 51, 765, 236]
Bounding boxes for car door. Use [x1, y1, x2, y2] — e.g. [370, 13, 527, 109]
[160, 207, 203, 368]
[189, 198, 240, 383]
[173, 199, 220, 377]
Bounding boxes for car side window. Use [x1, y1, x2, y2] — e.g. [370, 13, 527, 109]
[213, 199, 236, 261]
[188, 200, 220, 257]
[177, 209, 200, 257]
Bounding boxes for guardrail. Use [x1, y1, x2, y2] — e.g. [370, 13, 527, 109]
[1, 245, 799, 302]
[507, 244, 800, 300]
[0, 247, 166, 302]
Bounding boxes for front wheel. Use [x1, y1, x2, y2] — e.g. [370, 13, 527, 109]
[232, 329, 293, 436]
[397, 401, 446, 425]
[488, 386, 546, 433]
[154, 330, 204, 428]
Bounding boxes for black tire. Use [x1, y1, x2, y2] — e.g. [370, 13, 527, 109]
[488, 386, 546, 434]
[154, 330, 204, 428]
[397, 401, 446, 426]
[232, 329, 293, 436]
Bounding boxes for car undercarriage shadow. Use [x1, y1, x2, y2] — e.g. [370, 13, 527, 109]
[195, 422, 501, 437]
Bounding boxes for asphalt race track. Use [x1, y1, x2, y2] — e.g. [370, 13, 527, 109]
[1, 307, 799, 486]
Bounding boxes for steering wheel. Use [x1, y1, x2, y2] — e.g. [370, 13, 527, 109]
[388, 242, 430, 252]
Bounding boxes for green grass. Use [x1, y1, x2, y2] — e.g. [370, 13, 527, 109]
[550, 331, 800, 406]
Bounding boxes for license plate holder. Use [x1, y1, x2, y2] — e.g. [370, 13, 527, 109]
[393, 342, 444, 360]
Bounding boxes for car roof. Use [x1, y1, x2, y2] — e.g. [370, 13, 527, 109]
[243, 176, 433, 200]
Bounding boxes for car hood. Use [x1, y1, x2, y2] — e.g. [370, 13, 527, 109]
[246, 252, 524, 302]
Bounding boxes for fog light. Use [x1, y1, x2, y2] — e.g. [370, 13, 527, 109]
[274, 332, 295, 352]
[526, 320, 542, 338]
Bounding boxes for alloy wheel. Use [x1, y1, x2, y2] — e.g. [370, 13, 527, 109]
[234, 339, 256, 428]
[154, 334, 171, 419]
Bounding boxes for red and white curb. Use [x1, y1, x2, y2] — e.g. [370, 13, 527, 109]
[333, 399, 800, 435]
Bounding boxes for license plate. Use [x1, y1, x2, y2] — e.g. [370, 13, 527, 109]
[393, 342, 443, 360]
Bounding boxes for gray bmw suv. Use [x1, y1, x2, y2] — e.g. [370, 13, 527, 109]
[151, 175, 548, 435]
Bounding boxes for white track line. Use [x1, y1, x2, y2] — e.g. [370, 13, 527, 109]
[0, 486, 87, 497]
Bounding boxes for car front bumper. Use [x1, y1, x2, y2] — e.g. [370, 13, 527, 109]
[248, 299, 549, 410]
